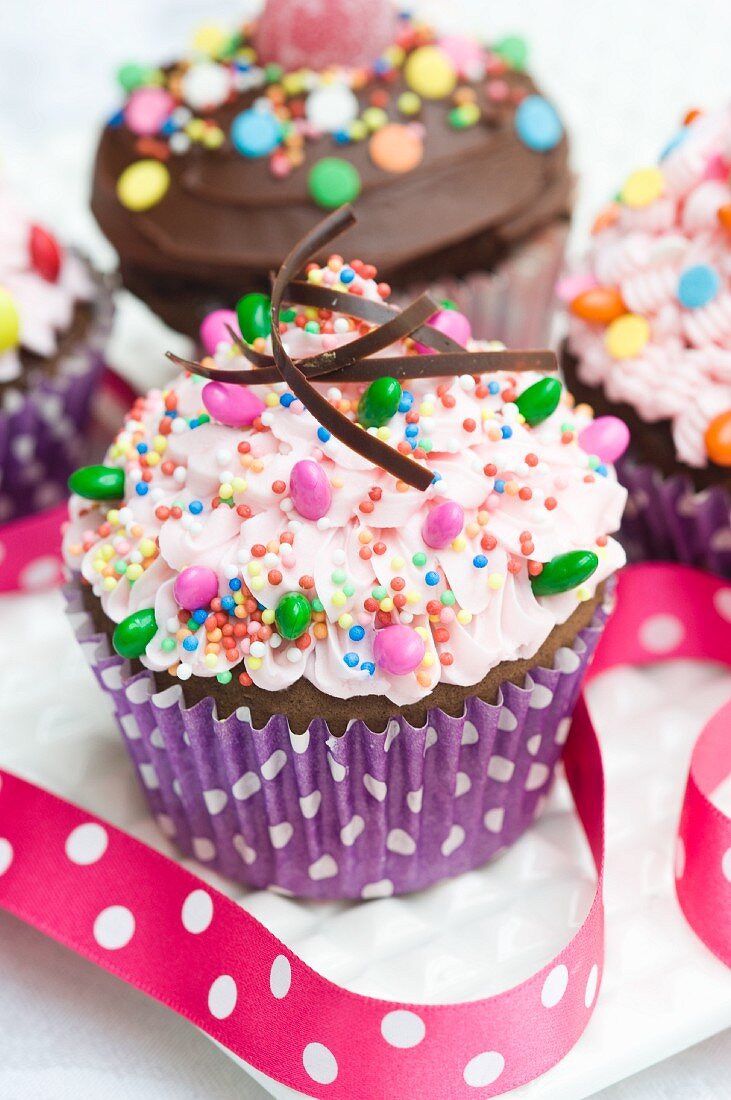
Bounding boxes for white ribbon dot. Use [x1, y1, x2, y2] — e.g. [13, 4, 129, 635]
[93, 905, 135, 950]
[65, 823, 109, 866]
[303, 1042, 338, 1085]
[181, 889, 214, 934]
[208, 975, 238, 1020]
[541, 963, 569, 1008]
[464, 1051, 505, 1088]
[585, 964, 599, 1009]
[381, 1010, 426, 1048]
[0, 838, 13, 876]
[270, 955, 292, 1000]
[639, 613, 685, 654]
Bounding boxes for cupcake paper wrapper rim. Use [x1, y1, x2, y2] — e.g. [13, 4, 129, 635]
[66, 579, 610, 900]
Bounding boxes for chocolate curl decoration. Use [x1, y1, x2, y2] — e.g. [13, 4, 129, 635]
[268, 208, 434, 489]
[167, 206, 559, 490]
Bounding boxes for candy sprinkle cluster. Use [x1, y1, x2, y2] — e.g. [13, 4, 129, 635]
[65, 262, 625, 706]
[565, 104, 731, 469]
[111, 11, 563, 215]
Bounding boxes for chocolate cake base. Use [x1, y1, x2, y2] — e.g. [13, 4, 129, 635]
[114, 213, 570, 340]
[82, 579, 605, 736]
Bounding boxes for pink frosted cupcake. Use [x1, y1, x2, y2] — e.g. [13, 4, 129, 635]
[64, 210, 624, 899]
[0, 178, 113, 526]
[562, 104, 731, 576]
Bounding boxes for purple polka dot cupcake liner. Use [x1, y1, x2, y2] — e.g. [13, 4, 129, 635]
[0, 262, 114, 526]
[619, 458, 731, 580]
[393, 222, 569, 350]
[67, 581, 609, 900]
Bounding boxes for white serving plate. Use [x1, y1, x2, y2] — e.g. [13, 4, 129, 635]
[1, 587, 730, 1099]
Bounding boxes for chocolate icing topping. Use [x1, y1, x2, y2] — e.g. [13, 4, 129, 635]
[91, 20, 571, 336]
[168, 206, 558, 489]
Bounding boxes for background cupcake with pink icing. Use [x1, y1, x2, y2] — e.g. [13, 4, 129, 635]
[562, 104, 731, 577]
[0, 178, 113, 527]
[64, 211, 625, 899]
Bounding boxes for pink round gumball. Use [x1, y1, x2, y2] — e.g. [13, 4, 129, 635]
[202, 381, 265, 427]
[373, 624, 426, 676]
[124, 87, 175, 136]
[254, 0, 397, 72]
[200, 310, 240, 355]
[173, 565, 219, 610]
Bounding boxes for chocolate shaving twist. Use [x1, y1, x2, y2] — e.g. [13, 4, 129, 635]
[166, 205, 558, 490]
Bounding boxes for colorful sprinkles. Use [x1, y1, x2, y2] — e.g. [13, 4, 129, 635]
[566, 105, 731, 468]
[110, 10, 563, 214]
[67, 245, 622, 696]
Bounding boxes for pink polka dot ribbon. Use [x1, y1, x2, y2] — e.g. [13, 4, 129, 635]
[0, 563, 729, 1097]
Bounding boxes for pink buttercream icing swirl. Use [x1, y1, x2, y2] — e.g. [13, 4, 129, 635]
[565, 104, 731, 467]
[0, 181, 94, 383]
[64, 266, 625, 706]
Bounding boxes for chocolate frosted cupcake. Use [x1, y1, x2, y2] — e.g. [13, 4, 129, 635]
[92, 1, 571, 345]
[65, 210, 624, 899]
[0, 179, 113, 526]
[562, 104, 731, 577]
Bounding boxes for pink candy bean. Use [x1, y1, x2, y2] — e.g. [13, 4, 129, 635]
[202, 381, 265, 427]
[289, 459, 332, 520]
[422, 500, 465, 549]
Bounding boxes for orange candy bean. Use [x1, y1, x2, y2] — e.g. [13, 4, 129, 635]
[570, 286, 626, 324]
[705, 409, 731, 466]
[369, 124, 424, 174]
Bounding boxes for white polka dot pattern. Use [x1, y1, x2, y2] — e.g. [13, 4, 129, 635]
[93, 905, 135, 950]
[541, 964, 569, 1008]
[65, 823, 108, 866]
[303, 1042, 338, 1085]
[208, 975, 238, 1020]
[713, 588, 731, 622]
[0, 838, 13, 876]
[639, 613, 686, 653]
[584, 965, 600, 1010]
[181, 889, 214, 934]
[269, 955, 292, 1000]
[381, 1010, 426, 1049]
[463, 1050, 505, 1088]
